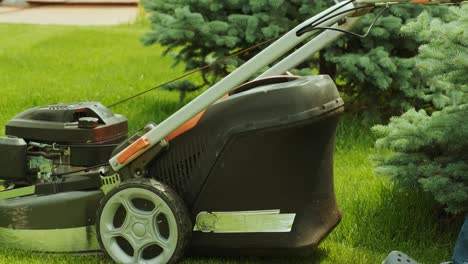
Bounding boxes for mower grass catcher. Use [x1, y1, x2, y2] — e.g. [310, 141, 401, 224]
[0, 75, 343, 263]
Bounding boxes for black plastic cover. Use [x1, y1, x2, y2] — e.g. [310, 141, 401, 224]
[5, 102, 128, 144]
[189, 113, 342, 255]
[5, 102, 128, 167]
[0, 137, 27, 180]
[150, 75, 344, 254]
[35, 171, 103, 195]
[151, 75, 343, 199]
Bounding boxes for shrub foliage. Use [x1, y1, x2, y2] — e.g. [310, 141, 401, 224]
[373, 5, 468, 214]
[142, 0, 446, 112]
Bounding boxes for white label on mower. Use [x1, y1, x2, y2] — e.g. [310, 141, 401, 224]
[193, 209, 296, 233]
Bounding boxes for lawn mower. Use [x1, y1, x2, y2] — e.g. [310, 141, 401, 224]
[0, 0, 461, 263]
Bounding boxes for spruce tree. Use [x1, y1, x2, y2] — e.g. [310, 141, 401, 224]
[325, 4, 448, 114]
[142, 0, 446, 111]
[373, 5, 468, 214]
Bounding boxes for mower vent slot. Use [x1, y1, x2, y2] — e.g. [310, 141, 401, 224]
[151, 137, 206, 196]
[101, 174, 121, 194]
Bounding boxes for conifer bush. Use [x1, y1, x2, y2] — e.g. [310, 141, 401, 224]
[373, 5, 468, 214]
[142, 0, 446, 112]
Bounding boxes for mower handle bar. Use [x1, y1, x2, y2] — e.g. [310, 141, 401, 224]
[109, 0, 463, 171]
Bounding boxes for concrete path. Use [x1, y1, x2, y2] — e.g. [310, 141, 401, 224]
[28, 0, 137, 3]
[0, 4, 139, 25]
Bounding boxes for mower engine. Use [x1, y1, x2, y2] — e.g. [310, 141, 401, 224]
[0, 102, 127, 189]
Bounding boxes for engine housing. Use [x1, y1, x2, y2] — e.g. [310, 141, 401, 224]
[1, 102, 127, 182]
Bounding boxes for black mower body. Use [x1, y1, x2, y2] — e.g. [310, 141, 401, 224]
[151, 75, 343, 254]
[0, 75, 343, 255]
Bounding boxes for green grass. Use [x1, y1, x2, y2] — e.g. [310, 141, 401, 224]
[0, 24, 462, 264]
[0, 23, 201, 135]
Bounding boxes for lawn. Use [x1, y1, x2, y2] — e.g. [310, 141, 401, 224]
[0, 23, 462, 264]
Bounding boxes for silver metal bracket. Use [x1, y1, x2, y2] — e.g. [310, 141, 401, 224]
[193, 210, 296, 233]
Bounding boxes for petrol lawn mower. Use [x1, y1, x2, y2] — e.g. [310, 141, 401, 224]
[0, 0, 461, 263]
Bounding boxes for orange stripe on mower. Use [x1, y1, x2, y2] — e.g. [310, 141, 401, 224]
[166, 94, 229, 141]
[412, 0, 430, 3]
[117, 136, 150, 164]
[166, 110, 206, 141]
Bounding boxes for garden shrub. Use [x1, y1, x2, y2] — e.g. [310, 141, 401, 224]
[142, 0, 446, 113]
[373, 5, 468, 214]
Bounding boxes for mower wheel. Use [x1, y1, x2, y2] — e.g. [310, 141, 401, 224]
[96, 178, 191, 264]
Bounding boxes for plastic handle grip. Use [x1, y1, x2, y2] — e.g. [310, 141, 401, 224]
[117, 137, 150, 164]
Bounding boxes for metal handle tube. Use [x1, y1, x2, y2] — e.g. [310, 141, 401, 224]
[257, 17, 361, 79]
[110, 1, 356, 170]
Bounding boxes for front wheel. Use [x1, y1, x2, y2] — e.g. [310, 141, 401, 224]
[96, 178, 191, 264]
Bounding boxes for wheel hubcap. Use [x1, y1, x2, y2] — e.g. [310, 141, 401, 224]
[133, 222, 146, 237]
[100, 187, 178, 264]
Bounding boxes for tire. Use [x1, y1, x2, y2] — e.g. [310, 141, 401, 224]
[96, 178, 191, 264]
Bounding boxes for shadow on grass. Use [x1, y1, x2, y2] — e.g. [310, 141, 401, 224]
[184, 248, 329, 264]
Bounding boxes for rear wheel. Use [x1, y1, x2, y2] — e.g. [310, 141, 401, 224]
[96, 178, 191, 264]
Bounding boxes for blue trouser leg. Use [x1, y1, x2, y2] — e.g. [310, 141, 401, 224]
[453, 215, 468, 264]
